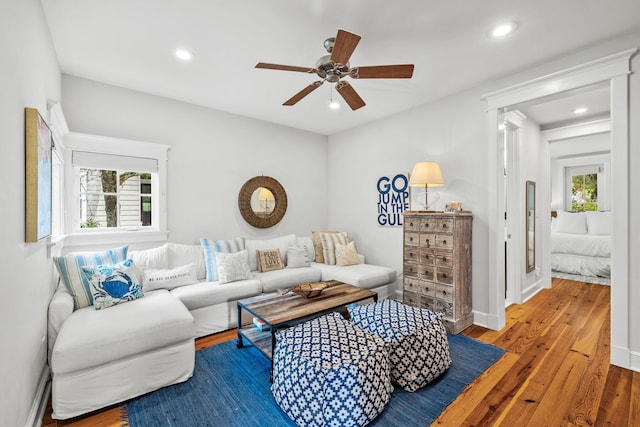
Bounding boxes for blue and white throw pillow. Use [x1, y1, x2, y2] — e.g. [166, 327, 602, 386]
[200, 237, 244, 281]
[53, 245, 129, 309]
[81, 259, 144, 310]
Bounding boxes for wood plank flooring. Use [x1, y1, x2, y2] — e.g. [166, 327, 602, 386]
[42, 278, 639, 426]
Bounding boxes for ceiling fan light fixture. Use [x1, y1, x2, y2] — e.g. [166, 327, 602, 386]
[329, 100, 341, 110]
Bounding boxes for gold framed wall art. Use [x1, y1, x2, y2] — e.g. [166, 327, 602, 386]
[25, 107, 53, 242]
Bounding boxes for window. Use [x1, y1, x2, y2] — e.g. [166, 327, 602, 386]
[571, 173, 598, 212]
[64, 133, 170, 235]
[564, 164, 603, 212]
[79, 169, 153, 228]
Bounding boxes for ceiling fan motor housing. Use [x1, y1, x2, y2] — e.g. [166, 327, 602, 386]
[315, 54, 349, 82]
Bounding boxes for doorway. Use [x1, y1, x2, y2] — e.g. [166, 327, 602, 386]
[482, 48, 635, 369]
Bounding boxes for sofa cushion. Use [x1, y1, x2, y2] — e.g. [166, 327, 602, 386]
[166, 243, 207, 280]
[296, 236, 315, 263]
[81, 259, 144, 310]
[170, 279, 262, 311]
[129, 244, 169, 283]
[53, 245, 129, 309]
[143, 263, 197, 292]
[312, 262, 396, 289]
[200, 237, 245, 281]
[51, 290, 194, 374]
[286, 246, 309, 268]
[245, 234, 297, 271]
[253, 267, 322, 293]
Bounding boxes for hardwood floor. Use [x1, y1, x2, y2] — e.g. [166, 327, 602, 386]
[42, 278, 639, 426]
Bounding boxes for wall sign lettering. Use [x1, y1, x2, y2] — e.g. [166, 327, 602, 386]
[376, 173, 409, 226]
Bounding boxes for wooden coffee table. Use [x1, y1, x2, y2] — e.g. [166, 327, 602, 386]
[236, 280, 377, 378]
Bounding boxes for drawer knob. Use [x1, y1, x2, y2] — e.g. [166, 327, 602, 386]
[442, 290, 447, 295]
[442, 273, 448, 278]
[442, 240, 447, 245]
[442, 223, 448, 229]
[442, 256, 447, 262]
[409, 237, 413, 242]
[410, 222, 414, 227]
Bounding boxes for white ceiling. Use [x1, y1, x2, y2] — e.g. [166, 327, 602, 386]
[41, 0, 640, 135]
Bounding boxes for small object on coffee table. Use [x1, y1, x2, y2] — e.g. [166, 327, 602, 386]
[291, 282, 328, 298]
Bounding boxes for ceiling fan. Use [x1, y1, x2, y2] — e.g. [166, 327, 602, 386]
[255, 29, 414, 111]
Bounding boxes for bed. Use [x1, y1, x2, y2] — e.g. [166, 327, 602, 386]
[550, 211, 611, 278]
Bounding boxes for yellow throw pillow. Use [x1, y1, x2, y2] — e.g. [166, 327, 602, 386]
[256, 249, 284, 272]
[336, 241, 360, 266]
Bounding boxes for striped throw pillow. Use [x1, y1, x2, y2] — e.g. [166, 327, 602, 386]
[53, 245, 129, 309]
[320, 232, 349, 265]
[200, 237, 245, 281]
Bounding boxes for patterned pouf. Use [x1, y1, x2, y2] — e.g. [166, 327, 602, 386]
[271, 312, 391, 427]
[347, 300, 451, 392]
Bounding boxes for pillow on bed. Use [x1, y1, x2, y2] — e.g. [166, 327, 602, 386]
[554, 211, 587, 234]
[586, 211, 612, 235]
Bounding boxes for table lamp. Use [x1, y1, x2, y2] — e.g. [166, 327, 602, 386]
[408, 161, 444, 211]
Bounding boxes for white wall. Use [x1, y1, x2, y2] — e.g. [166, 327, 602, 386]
[327, 32, 640, 366]
[61, 76, 329, 245]
[0, 0, 61, 425]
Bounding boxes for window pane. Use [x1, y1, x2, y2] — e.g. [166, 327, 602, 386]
[571, 173, 598, 212]
[79, 168, 154, 229]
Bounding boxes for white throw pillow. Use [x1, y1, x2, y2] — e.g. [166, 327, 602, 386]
[286, 246, 310, 268]
[586, 211, 612, 235]
[143, 263, 197, 291]
[554, 211, 587, 234]
[166, 243, 207, 280]
[245, 234, 297, 271]
[129, 244, 169, 284]
[296, 236, 316, 263]
[215, 250, 252, 284]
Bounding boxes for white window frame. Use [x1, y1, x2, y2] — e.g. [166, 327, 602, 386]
[564, 164, 604, 211]
[63, 132, 170, 248]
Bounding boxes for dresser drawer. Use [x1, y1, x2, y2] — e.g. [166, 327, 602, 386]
[404, 262, 419, 278]
[435, 250, 453, 268]
[435, 299, 454, 318]
[420, 218, 437, 233]
[436, 267, 453, 284]
[405, 232, 419, 246]
[419, 264, 436, 281]
[419, 248, 436, 265]
[404, 247, 419, 263]
[404, 217, 420, 231]
[435, 283, 454, 302]
[437, 218, 454, 234]
[421, 280, 436, 297]
[435, 234, 453, 250]
[421, 233, 436, 248]
[421, 295, 436, 311]
[404, 276, 420, 293]
[403, 290, 420, 307]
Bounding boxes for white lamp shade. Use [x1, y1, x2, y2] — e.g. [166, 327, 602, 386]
[409, 162, 444, 187]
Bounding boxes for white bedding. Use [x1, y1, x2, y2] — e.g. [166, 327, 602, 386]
[551, 253, 610, 278]
[550, 232, 611, 258]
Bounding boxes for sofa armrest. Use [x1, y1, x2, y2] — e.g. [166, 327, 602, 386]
[48, 284, 74, 364]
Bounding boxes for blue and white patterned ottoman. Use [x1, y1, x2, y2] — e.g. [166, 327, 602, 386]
[347, 300, 451, 392]
[271, 312, 391, 427]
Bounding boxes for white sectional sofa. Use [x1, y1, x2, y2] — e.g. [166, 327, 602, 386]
[48, 234, 396, 419]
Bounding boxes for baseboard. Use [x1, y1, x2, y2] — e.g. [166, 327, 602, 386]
[630, 350, 640, 373]
[472, 310, 503, 331]
[26, 365, 50, 427]
[610, 344, 630, 369]
[521, 279, 545, 303]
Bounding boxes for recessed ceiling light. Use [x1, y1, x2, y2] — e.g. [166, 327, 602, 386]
[573, 107, 588, 114]
[490, 22, 517, 38]
[175, 49, 193, 61]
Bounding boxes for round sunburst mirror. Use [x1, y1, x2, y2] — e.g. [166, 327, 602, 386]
[238, 176, 287, 228]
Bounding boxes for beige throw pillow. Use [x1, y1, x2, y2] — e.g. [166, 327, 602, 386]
[256, 249, 284, 272]
[320, 231, 349, 265]
[336, 241, 360, 266]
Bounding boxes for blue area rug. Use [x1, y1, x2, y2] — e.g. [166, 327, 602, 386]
[127, 334, 505, 426]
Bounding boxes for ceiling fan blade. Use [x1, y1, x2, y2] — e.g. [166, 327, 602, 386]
[335, 81, 365, 110]
[351, 64, 415, 79]
[330, 29, 361, 66]
[255, 62, 314, 73]
[283, 81, 323, 106]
